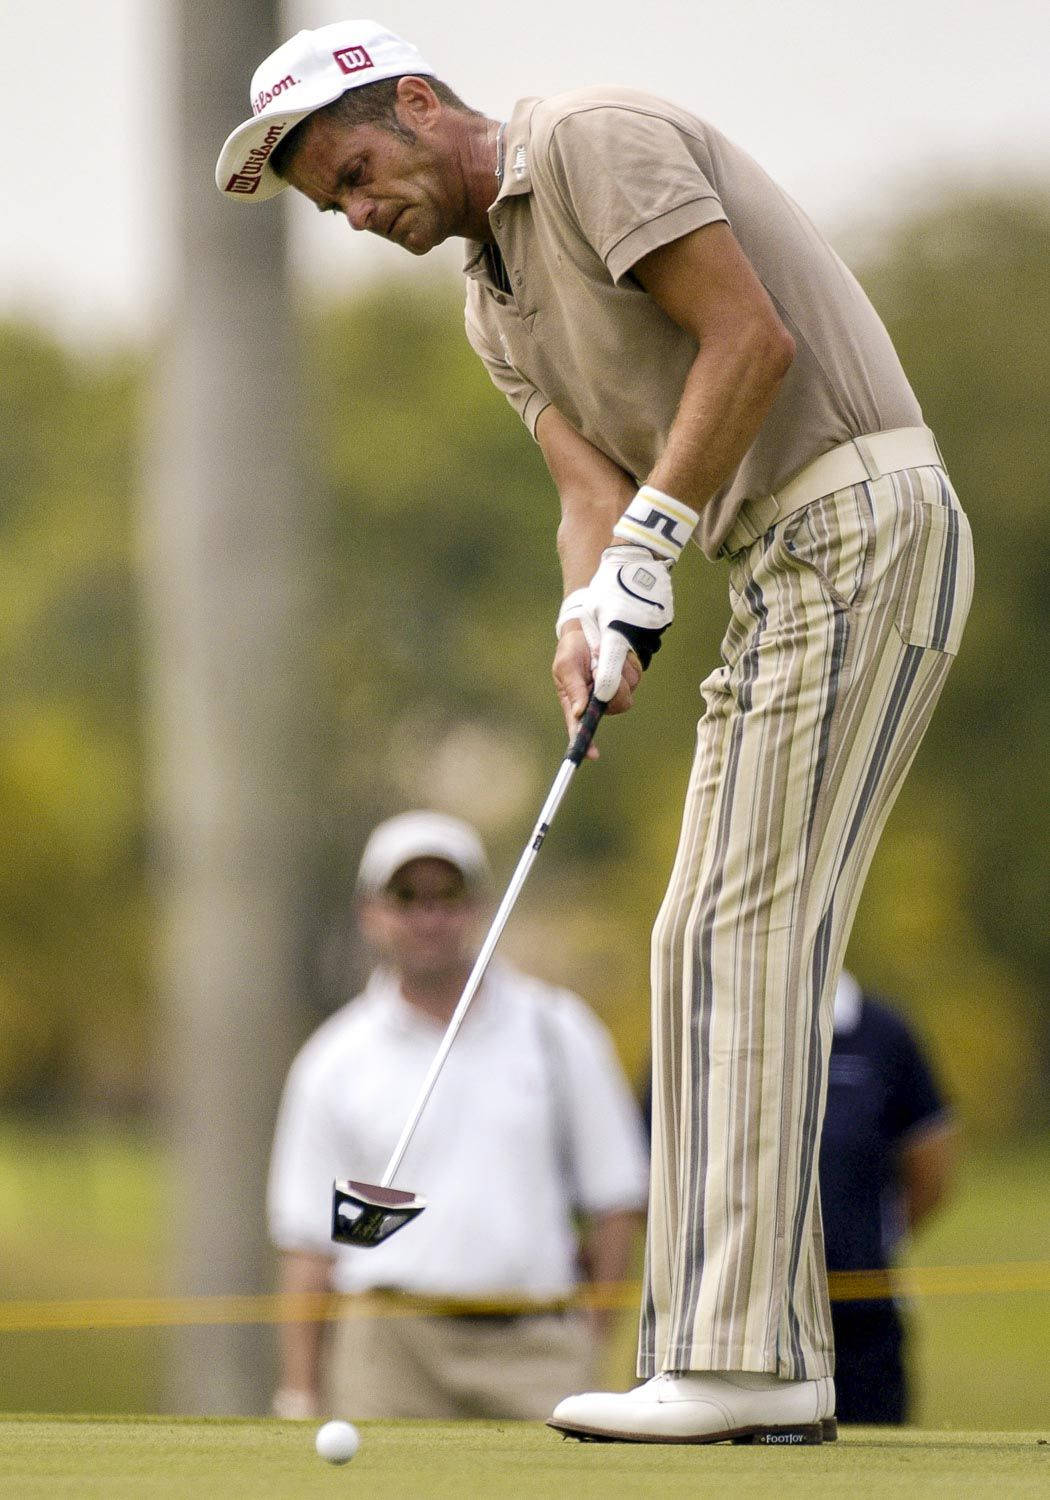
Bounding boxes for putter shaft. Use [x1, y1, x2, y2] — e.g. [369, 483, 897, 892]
[378, 696, 605, 1188]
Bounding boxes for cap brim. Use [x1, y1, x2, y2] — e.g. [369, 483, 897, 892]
[215, 97, 335, 202]
[357, 845, 490, 895]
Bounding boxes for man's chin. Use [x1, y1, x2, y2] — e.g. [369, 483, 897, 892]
[392, 210, 444, 257]
[403, 958, 468, 984]
[400, 229, 439, 257]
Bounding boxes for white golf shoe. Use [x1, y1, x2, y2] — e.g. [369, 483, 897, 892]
[548, 1370, 837, 1445]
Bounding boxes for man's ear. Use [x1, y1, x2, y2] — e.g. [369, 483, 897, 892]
[394, 74, 442, 130]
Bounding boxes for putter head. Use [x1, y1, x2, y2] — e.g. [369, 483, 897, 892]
[331, 1179, 427, 1247]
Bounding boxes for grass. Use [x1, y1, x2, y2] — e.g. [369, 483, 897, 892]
[0, 1121, 163, 1412]
[0, 1418, 1047, 1499]
[901, 1140, 1050, 1429]
[1, 1121, 1048, 1427]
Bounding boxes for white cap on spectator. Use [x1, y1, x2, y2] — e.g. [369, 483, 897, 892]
[356, 812, 491, 895]
[215, 19, 434, 202]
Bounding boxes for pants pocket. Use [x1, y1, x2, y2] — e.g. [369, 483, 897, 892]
[893, 501, 974, 655]
[774, 492, 869, 614]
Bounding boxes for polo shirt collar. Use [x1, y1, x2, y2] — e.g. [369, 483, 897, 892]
[366, 961, 506, 1036]
[462, 96, 536, 278]
[494, 97, 536, 201]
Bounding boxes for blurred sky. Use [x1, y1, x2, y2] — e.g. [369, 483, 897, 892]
[6, 0, 1050, 344]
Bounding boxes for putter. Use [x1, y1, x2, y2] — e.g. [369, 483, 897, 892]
[332, 693, 607, 1248]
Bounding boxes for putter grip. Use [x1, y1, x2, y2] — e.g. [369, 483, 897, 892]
[567, 694, 606, 765]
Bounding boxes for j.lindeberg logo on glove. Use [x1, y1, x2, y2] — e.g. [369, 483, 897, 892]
[612, 486, 700, 564]
[637, 510, 685, 546]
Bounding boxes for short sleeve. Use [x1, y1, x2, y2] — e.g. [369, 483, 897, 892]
[541, 991, 650, 1215]
[542, 105, 728, 285]
[464, 286, 551, 434]
[881, 1010, 949, 1143]
[267, 1048, 349, 1254]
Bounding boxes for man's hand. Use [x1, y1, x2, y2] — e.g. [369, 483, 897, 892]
[554, 620, 639, 756]
[563, 545, 674, 699]
[554, 544, 673, 748]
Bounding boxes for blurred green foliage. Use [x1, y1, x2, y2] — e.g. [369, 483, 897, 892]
[0, 328, 150, 1114]
[0, 192, 1046, 1132]
[843, 195, 1050, 1133]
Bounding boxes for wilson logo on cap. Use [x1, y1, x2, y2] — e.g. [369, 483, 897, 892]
[225, 122, 286, 195]
[333, 45, 374, 75]
[252, 73, 299, 117]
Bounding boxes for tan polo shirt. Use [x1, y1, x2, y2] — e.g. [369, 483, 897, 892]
[463, 87, 923, 559]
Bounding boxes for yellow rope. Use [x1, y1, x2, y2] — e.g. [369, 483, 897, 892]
[0, 1262, 1047, 1333]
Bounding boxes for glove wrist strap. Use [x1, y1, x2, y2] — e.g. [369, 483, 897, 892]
[555, 587, 590, 640]
[612, 484, 699, 564]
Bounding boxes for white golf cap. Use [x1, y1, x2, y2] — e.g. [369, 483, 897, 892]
[215, 19, 434, 202]
[356, 812, 491, 896]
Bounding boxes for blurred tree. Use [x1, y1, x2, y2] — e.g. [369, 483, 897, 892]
[848, 193, 1050, 1130]
[0, 326, 148, 1112]
[0, 191, 1046, 1139]
[878, 206, 1048, 866]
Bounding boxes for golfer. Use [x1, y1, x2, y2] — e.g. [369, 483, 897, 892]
[217, 20, 974, 1443]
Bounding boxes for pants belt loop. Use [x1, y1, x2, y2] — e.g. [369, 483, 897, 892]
[851, 435, 883, 482]
[738, 513, 762, 548]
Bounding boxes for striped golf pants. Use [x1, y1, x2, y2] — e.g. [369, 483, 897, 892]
[639, 462, 973, 1381]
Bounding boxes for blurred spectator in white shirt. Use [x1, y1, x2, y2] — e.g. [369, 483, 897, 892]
[268, 811, 649, 1419]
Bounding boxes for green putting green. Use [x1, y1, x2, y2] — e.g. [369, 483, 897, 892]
[0, 1417, 1047, 1498]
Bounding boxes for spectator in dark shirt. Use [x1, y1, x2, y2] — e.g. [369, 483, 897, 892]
[819, 971, 958, 1423]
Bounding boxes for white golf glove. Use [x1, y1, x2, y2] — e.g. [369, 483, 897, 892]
[556, 544, 674, 702]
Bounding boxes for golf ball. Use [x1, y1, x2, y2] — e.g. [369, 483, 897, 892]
[315, 1419, 360, 1464]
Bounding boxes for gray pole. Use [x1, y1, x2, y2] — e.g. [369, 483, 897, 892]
[140, 0, 318, 1413]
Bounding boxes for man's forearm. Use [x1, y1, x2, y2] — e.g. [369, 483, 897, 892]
[535, 405, 637, 591]
[634, 221, 795, 513]
[557, 492, 629, 591]
[275, 1250, 335, 1410]
[646, 324, 794, 511]
[900, 1120, 958, 1232]
[581, 1210, 644, 1342]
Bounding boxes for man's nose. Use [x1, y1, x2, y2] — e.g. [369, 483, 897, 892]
[413, 897, 450, 916]
[345, 196, 372, 233]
